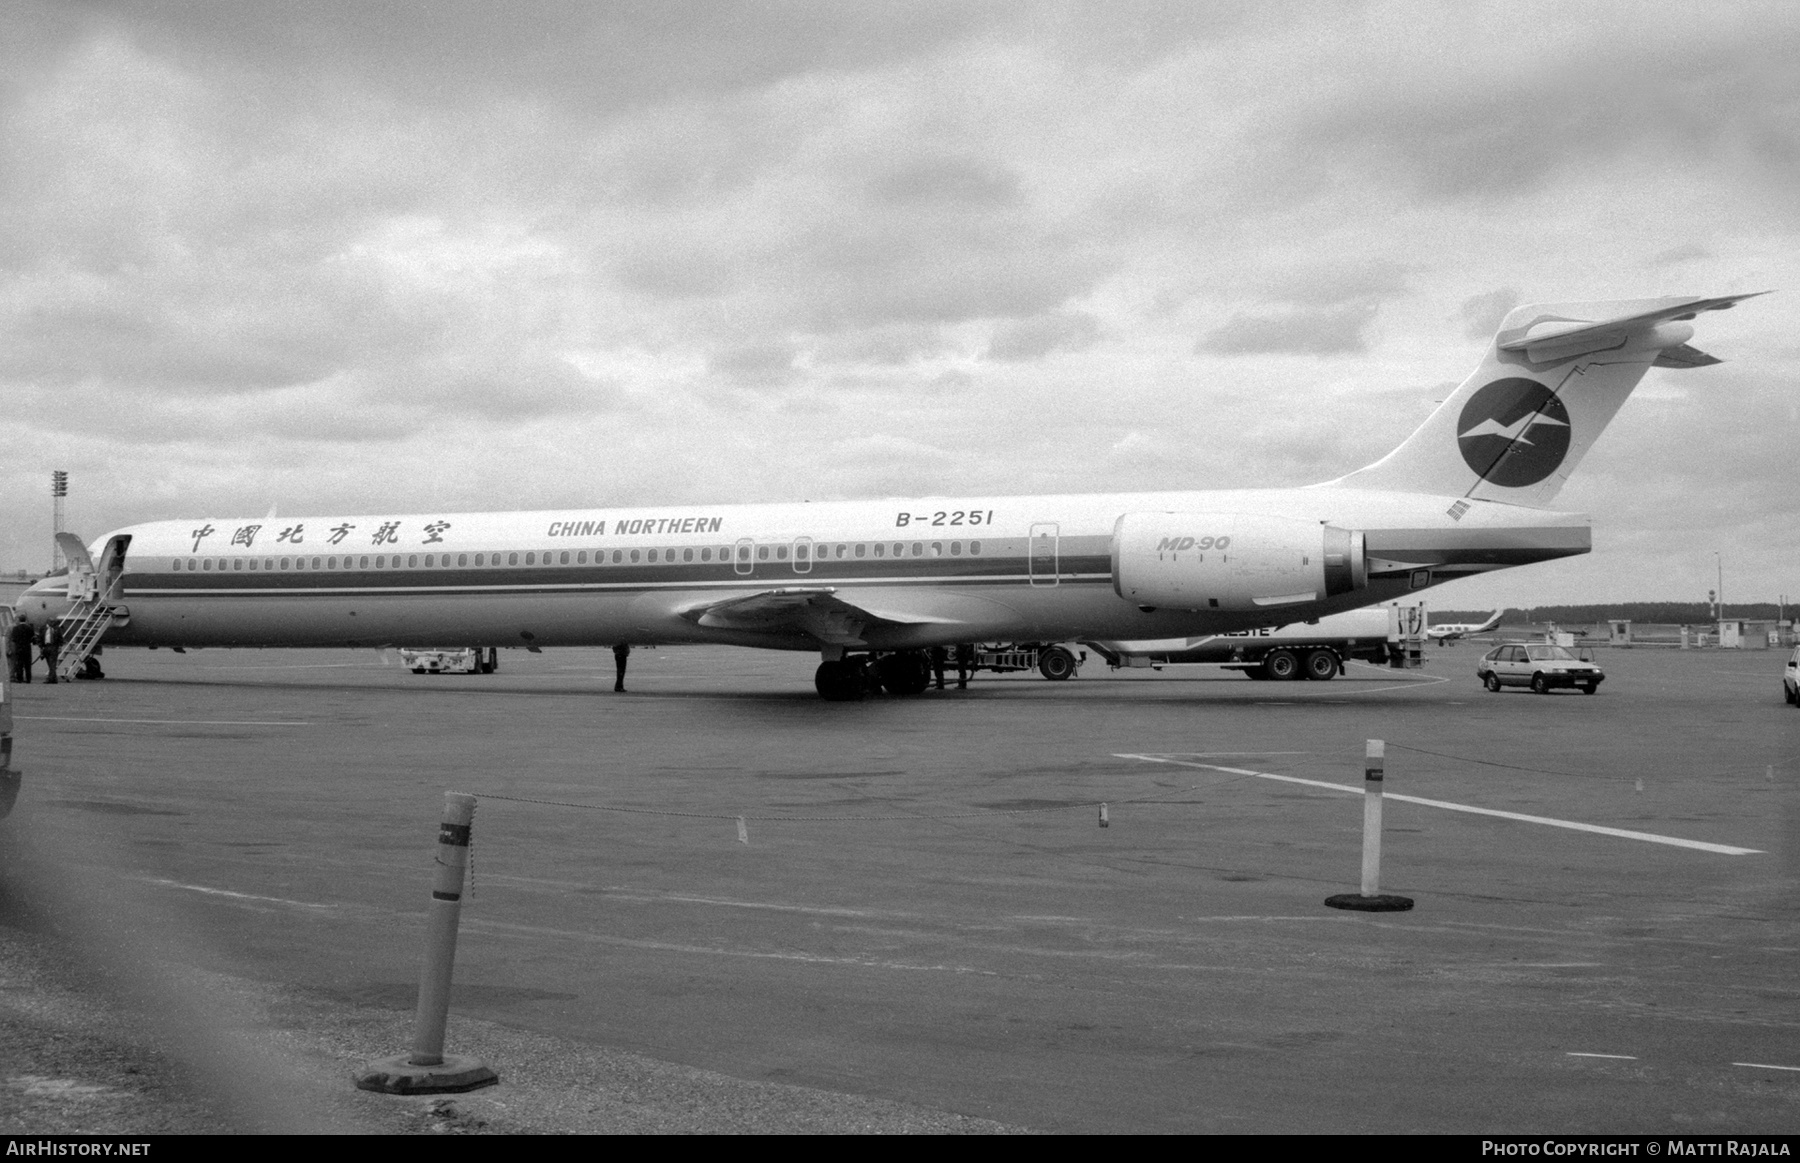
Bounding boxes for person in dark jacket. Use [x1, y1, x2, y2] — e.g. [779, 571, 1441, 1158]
[40, 620, 62, 684]
[613, 643, 631, 692]
[954, 642, 975, 690]
[7, 617, 33, 683]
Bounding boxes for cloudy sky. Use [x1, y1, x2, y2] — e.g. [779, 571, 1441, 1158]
[2, 0, 1795, 609]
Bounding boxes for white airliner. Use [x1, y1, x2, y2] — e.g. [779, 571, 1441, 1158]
[13, 293, 1759, 699]
[1425, 611, 1503, 642]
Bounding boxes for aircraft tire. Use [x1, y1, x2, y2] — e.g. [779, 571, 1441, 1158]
[815, 659, 867, 701]
[877, 652, 931, 696]
[1262, 650, 1300, 681]
[1301, 650, 1338, 681]
[1038, 646, 1077, 681]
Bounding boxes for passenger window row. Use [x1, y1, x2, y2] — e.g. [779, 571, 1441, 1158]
[168, 540, 986, 572]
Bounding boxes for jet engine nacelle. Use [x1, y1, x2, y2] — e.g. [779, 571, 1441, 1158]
[1112, 512, 1367, 611]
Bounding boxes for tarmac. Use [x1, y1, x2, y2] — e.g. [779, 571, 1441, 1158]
[1, 642, 1796, 1134]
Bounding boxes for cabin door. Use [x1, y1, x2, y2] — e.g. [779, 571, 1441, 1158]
[1028, 523, 1059, 587]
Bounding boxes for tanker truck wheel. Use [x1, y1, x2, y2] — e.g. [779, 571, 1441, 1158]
[1262, 650, 1300, 681]
[1302, 650, 1339, 680]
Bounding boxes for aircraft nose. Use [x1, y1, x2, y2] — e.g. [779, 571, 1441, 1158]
[16, 577, 71, 622]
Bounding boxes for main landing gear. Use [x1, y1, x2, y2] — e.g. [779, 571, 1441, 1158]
[814, 651, 933, 701]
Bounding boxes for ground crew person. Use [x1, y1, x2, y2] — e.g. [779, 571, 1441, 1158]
[613, 643, 631, 692]
[40, 620, 61, 684]
[7, 616, 32, 683]
[954, 642, 975, 690]
[929, 646, 948, 690]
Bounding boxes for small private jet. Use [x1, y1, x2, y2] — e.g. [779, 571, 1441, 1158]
[1425, 611, 1503, 642]
[13, 293, 1760, 699]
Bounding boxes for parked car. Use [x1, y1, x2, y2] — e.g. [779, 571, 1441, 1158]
[1476, 643, 1605, 694]
[1784, 647, 1800, 706]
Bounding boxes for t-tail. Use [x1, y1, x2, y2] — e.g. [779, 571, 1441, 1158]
[1323, 293, 1764, 505]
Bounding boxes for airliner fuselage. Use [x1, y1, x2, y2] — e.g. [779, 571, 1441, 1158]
[18, 487, 1583, 656]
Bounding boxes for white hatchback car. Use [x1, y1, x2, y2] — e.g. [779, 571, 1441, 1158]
[1476, 643, 1605, 695]
[1784, 647, 1799, 707]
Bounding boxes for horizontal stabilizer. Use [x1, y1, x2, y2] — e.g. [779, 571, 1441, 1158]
[1652, 343, 1723, 369]
[1496, 292, 1764, 365]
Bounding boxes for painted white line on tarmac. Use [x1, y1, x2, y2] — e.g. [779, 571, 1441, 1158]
[205, 663, 379, 670]
[1171, 916, 1342, 923]
[22, 716, 311, 723]
[1331, 672, 1454, 694]
[137, 877, 335, 910]
[610, 890, 881, 918]
[21, 715, 311, 726]
[465, 918, 999, 975]
[1566, 1052, 1637, 1060]
[481, 876, 895, 919]
[1734, 1062, 1800, 1072]
[1180, 756, 1310, 766]
[1117, 754, 1763, 856]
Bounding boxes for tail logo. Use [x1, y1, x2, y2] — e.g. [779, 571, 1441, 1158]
[1457, 378, 1570, 487]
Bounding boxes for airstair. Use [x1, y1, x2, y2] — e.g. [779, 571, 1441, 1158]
[49, 530, 130, 681]
[56, 599, 119, 681]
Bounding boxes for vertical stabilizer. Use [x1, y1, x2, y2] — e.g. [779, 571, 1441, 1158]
[1322, 293, 1761, 505]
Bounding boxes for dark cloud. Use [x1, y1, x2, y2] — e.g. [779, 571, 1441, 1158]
[1285, 17, 1800, 202]
[613, 244, 741, 299]
[0, 265, 434, 393]
[709, 341, 798, 386]
[431, 360, 618, 420]
[1197, 302, 1376, 356]
[69, 1, 1010, 115]
[1649, 243, 1711, 267]
[867, 155, 1022, 208]
[986, 311, 1101, 361]
[5, 376, 418, 447]
[811, 324, 952, 366]
[1260, 260, 1409, 307]
[792, 231, 1113, 331]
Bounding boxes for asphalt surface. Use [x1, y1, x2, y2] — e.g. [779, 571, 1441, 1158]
[1, 642, 1796, 1133]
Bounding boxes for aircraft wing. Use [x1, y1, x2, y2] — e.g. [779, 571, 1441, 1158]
[678, 587, 961, 646]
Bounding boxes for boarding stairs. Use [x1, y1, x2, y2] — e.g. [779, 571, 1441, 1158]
[55, 598, 119, 681]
